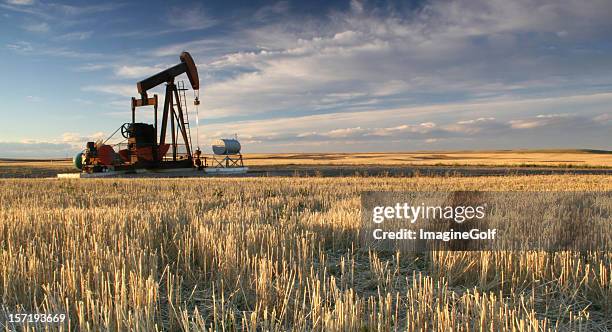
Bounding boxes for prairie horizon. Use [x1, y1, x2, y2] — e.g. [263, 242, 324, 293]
[2, 149, 611, 166]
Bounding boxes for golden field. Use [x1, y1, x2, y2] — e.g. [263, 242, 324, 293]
[0, 175, 610, 331]
[1, 149, 611, 179]
[0, 160, 74, 178]
[245, 150, 612, 167]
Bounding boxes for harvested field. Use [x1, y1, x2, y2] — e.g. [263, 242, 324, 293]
[245, 150, 612, 168]
[1, 175, 610, 330]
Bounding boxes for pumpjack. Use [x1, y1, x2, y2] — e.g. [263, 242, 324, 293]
[75, 52, 202, 173]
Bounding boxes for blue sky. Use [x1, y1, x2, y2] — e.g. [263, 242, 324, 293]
[0, 0, 611, 157]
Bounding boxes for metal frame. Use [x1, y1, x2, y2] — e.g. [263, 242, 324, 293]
[210, 154, 244, 168]
[129, 80, 192, 166]
[159, 81, 192, 161]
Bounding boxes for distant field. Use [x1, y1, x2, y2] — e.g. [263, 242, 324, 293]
[0, 160, 74, 178]
[245, 149, 612, 167]
[0, 150, 610, 178]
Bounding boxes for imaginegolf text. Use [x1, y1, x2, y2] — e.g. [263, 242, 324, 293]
[372, 228, 497, 242]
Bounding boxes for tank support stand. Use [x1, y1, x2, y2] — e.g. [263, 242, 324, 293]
[211, 154, 244, 168]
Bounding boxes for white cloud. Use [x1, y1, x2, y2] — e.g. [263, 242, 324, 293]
[48, 3, 124, 16]
[5, 40, 104, 59]
[82, 84, 136, 98]
[456, 117, 496, 125]
[253, 1, 290, 22]
[150, 39, 230, 58]
[350, 0, 364, 14]
[75, 63, 112, 72]
[116, 5, 218, 39]
[61, 132, 84, 144]
[508, 113, 589, 129]
[368, 123, 437, 137]
[5, 0, 34, 5]
[594, 113, 610, 122]
[168, 4, 216, 31]
[325, 127, 365, 138]
[23, 21, 49, 32]
[1, 1, 123, 20]
[114, 65, 165, 79]
[54, 31, 93, 41]
[61, 131, 105, 147]
[6, 41, 33, 52]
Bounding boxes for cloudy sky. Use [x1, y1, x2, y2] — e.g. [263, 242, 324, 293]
[0, 0, 611, 157]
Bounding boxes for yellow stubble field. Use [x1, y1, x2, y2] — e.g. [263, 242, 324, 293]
[0, 174, 610, 331]
[245, 150, 612, 167]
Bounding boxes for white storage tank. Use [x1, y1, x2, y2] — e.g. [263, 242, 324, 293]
[212, 139, 241, 155]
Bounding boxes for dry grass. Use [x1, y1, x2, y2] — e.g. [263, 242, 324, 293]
[0, 175, 610, 331]
[245, 150, 612, 167]
[0, 160, 74, 178]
